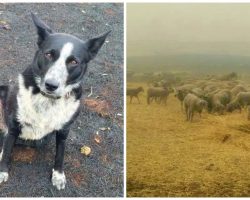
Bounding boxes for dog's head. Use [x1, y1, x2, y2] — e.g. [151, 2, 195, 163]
[31, 13, 110, 98]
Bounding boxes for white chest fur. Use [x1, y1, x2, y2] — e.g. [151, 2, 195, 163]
[16, 75, 80, 140]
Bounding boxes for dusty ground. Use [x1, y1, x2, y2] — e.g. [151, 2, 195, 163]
[0, 3, 123, 197]
[127, 82, 250, 197]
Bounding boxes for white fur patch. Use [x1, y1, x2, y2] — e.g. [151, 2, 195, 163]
[44, 42, 74, 96]
[17, 75, 80, 140]
[0, 172, 8, 183]
[51, 168, 66, 190]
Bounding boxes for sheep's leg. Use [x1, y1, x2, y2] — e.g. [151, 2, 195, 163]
[159, 97, 162, 104]
[155, 97, 158, 104]
[158, 97, 161, 105]
[164, 97, 167, 105]
[130, 96, 133, 104]
[187, 108, 191, 121]
[156, 97, 160, 104]
[190, 111, 194, 122]
[160, 97, 163, 105]
[162, 96, 166, 105]
[188, 110, 191, 121]
[150, 97, 153, 104]
[147, 96, 150, 105]
[185, 107, 188, 121]
[136, 96, 140, 104]
[149, 97, 152, 104]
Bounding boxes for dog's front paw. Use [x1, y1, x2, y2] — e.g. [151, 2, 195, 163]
[0, 172, 8, 184]
[51, 169, 66, 190]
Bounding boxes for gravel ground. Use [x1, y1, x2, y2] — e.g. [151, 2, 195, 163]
[0, 3, 123, 197]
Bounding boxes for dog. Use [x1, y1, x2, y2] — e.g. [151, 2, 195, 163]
[0, 13, 110, 190]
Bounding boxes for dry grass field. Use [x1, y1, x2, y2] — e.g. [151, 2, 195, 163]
[127, 82, 250, 197]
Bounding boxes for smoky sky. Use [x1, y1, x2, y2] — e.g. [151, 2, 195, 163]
[127, 4, 250, 57]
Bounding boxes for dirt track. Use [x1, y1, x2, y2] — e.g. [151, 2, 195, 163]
[127, 82, 250, 197]
[0, 3, 123, 197]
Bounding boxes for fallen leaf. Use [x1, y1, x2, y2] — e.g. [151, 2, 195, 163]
[80, 146, 91, 156]
[94, 134, 101, 144]
[99, 127, 111, 131]
[0, 20, 11, 30]
[104, 8, 115, 16]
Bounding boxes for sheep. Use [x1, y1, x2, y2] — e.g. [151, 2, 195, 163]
[226, 100, 241, 113]
[183, 93, 208, 122]
[147, 87, 169, 105]
[205, 89, 231, 114]
[203, 84, 219, 93]
[127, 86, 144, 104]
[190, 87, 205, 98]
[230, 85, 248, 97]
[219, 72, 238, 81]
[174, 84, 195, 111]
[226, 91, 250, 112]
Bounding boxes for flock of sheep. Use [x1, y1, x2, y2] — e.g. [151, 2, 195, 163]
[127, 75, 250, 122]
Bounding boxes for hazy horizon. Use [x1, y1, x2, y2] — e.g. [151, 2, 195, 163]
[128, 4, 250, 57]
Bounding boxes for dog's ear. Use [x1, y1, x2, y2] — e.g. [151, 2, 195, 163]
[85, 30, 111, 60]
[31, 12, 53, 46]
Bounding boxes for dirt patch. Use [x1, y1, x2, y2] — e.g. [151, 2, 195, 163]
[83, 99, 111, 117]
[71, 159, 81, 168]
[71, 173, 85, 187]
[12, 147, 37, 163]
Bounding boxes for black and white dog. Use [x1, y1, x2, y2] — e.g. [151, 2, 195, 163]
[0, 13, 110, 190]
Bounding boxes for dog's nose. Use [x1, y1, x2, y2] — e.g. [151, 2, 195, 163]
[45, 79, 59, 92]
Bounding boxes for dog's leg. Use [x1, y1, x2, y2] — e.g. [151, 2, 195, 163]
[0, 127, 18, 184]
[51, 129, 69, 190]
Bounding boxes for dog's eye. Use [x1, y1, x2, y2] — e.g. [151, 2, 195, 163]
[45, 52, 53, 59]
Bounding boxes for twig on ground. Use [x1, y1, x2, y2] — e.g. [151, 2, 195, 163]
[87, 87, 93, 97]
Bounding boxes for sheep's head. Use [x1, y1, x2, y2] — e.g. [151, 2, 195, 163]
[138, 87, 144, 92]
[226, 103, 234, 112]
[226, 102, 241, 112]
[199, 100, 208, 110]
